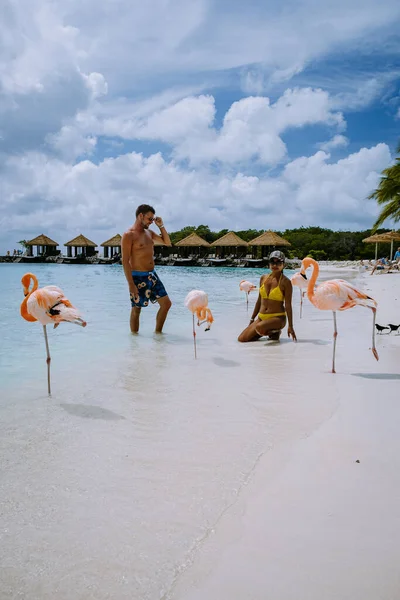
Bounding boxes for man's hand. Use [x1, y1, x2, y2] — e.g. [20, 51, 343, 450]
[155, 216, 164, 228]
[288, 326, 297, 342]
[130, 284, 139, 304]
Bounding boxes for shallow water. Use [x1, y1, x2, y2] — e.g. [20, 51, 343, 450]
[1, 264, 353, 599]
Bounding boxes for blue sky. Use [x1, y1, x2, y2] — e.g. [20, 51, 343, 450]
[1, 0, 399, 254]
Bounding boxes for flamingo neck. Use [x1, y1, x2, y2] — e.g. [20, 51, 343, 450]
[20, 274, 38, 322]
[307, 260, 319, 305]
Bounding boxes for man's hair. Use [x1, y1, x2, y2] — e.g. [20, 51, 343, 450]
[136, 204, 155, 217]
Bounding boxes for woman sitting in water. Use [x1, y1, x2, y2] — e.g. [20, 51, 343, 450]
[238, 251, 297, 342]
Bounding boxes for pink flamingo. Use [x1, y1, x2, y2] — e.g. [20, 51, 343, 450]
[301, 257, 378, 373]
[184, 290, 214, 358]
[290, 271, 309, 318]
[239, 280, 257, 309]
[20, 273, 87, 395]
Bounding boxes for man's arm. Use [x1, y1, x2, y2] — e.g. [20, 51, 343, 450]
[151, 216, 172, 246]
[121, 232, 139, 299]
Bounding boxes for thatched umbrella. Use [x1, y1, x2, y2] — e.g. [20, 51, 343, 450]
[25, 234, 59, 257]
[248, 230, 291, 258]
[101, 234, 121, 258]
[65, 234, 97, 257]
[362, 233, 393, 261]
[211, 231, 248, 258]
[175, 232, 210, 257]
[378, 231, 400, 260]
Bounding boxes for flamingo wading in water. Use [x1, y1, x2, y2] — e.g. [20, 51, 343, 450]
[290, 271, 309, 318]
[301, 257, 378, 373]
[239, 280, 258, 309]
[184, 290, 214, 359]
[20, 273, 87, 395]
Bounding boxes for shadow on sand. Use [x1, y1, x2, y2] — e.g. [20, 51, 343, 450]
[351, 373, 400, 381]
[60, 403, 125, 420]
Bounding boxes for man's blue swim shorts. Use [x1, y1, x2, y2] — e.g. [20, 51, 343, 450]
[130, 270, 168, 308]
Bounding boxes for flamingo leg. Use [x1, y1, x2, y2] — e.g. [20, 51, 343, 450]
[299, 289, 303, 319]
[43, 325, 52, 396]
[332, 311, 337, 374]
[192, 313, 197, 359]
[246, 292, 249, 310]
[371, 308, 379, 361]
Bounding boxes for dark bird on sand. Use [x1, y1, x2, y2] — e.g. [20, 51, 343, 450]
[387, 323, 400, 334]
[375, 324, 390, 334]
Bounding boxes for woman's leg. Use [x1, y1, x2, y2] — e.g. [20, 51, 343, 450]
[254, 316, 286, 339]
[238, 321, 263, 342]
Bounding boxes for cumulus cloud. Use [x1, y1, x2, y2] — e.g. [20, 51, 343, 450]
[318, 134, 349, 152]
[66, 88, 344, 166]
[1, 0, 399, 253]
[0, 0, 105, 153]
[0, 143, 391, 254]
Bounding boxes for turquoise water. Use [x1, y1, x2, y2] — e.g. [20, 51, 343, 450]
[1, 263, 272, 390]
[1, 263, 341, 600]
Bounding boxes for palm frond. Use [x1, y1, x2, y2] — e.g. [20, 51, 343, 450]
[369, 141, 400, 231]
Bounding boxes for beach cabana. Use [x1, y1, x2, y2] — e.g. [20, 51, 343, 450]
[248, 230, 291, 258]
[64, 234, 97, 258]
[175, 232, 210, 258]
[378, 231, 400, 260]
[211, 232, 248, 261]
[25, 234, 59, 257]
[101, 234, 121, 258]
[362, 233, 394, 261]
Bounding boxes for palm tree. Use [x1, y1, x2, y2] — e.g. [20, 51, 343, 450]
[369, 142, 400, 232]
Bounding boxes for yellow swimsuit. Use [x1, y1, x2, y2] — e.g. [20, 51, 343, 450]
[258, 275, 286, 320]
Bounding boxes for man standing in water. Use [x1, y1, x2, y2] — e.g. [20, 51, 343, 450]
[122, 204, 172, 333]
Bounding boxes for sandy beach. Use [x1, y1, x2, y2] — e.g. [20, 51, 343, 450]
[169, 269, 400, 600]
[1, 265, 400, 599]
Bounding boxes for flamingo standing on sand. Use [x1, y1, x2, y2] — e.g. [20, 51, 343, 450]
[184, 290, 214, 358]
[301, 257, 378, 373]
[239, 280, 257, 309]
[290, 271, 309, 318]
[20, 273, 87, 395]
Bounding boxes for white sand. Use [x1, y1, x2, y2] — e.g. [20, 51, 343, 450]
[170, 271, 400, 600]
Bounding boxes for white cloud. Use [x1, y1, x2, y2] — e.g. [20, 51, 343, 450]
[66, 88, 344, 166]
[319, 134, 349, 152]
[1, 0, 399, 253]
[0, 143, 391, 254]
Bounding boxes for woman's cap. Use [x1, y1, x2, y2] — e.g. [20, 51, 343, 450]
[268, 250, 285, 262]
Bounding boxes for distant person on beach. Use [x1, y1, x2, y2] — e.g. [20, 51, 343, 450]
[238, 250, 297, 342]
[122, 204, 172, 334]
[394, 247, 400, 261]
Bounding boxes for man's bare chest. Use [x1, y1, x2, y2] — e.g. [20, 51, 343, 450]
[132, 232, 153, 251]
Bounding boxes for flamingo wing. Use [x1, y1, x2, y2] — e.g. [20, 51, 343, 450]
[331, 279, 377, 310]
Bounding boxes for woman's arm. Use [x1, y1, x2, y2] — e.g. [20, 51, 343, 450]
[284, 279, 297, 341]
[249, 276, 264, 323]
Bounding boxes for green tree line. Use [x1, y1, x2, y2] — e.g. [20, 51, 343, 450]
[169, 225, 395, 260]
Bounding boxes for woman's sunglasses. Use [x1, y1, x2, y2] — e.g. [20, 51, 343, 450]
[269, 259, 284, 265]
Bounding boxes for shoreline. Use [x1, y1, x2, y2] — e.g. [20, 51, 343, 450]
[0, 257, 390, 271]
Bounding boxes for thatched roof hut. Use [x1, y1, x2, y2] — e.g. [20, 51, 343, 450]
[248, 230, 291, 247]
[174, 232, 210, 258]
[101, 234, 121, 258]
[175, 232, 210, 247]
[64, 234, 97, 257]
[211, 232, 248, 247]
[25, 234, 59, 257]
[210, 231, 248, 259]
[101, 234, 121, 247]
